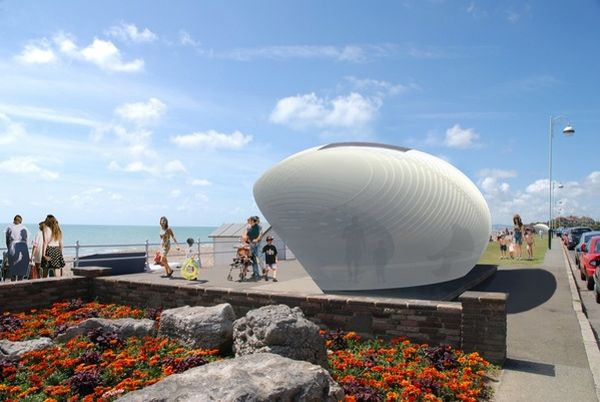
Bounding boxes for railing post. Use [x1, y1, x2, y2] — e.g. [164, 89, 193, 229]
[74, 240, 80, 268]
[197, 237, 202, 268]
[145, 240, 150, 270]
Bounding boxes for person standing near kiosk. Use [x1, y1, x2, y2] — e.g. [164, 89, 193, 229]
[245, 216, 262, 280]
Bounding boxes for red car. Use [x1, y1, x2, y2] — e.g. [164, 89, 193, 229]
[580, 235, 600, 290]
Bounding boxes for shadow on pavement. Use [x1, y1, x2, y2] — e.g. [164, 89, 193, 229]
[472, 268, 557, 314]
[503, 358, 556, 377]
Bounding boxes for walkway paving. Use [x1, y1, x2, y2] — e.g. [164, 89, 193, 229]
[473, 237, 598, 402]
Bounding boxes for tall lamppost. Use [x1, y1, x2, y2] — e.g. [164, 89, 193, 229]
[552, 184, 563, 232]
[548, 116, 574, 249]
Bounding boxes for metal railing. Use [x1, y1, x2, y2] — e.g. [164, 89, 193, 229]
[0, 237, 269, 280]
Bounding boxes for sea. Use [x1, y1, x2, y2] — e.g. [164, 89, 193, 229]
[1, 224, 217, 257]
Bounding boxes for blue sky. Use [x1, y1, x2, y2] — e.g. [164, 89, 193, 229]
[0, 0, 599, 226]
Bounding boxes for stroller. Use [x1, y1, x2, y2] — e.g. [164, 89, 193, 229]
[227, 244, 253, 282]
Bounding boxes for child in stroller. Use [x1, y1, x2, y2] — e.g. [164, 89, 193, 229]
[227, 244, 253, 282]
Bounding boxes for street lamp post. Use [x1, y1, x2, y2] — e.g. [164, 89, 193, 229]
[548, 116, 574, 249]
[552, 184, 563, 232]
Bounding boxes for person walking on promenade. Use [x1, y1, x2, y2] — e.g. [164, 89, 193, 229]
[262, 235, 278, 281]
[30, 221, 45, 279]
[41, 214, 65, 277]
[513, 214, 524, 260]
[5, 215, 30, 280]
[245, 216, 263, 280]
[525, 228, 535, 260]
[159, 216, 178, 278]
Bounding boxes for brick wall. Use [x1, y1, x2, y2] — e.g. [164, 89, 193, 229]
[0, 277, 506, 365]
[459, 291, 507, 364]
[0, 277, 90, 313]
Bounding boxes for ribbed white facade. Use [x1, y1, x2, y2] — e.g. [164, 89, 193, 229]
[254, 143, 491, 291]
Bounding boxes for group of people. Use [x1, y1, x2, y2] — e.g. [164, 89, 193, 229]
[157, 215, 279, 282]
[237, 216, 279, 281]
[3, 214, 65, 281]
[496, 213, 536, 261]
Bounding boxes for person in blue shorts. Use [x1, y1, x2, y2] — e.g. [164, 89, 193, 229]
[244, 216, 262, 280]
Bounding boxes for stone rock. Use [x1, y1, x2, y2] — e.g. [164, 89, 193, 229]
[158, 304, 235, 352]
[233, 304, 328, 368]
[116, 353, 343, 402]
[54, 318, 157, 343]
[0, 338, 54, 361]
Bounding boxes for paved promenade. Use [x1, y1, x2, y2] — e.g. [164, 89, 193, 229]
[125, 237, 600, 401]
[473, 238, 599, 402]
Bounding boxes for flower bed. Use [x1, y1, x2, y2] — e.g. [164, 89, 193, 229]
[324, 330, 494, 402]
[0, 301, 494, 402]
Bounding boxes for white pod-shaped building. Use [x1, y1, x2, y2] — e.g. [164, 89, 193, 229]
[253, 142, 491, 291]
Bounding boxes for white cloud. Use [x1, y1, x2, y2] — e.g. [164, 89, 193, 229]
[106, 23, 158, 43]
[270, 92, 381, 130]
[190, 178, 211, 186]
[478, 176, 512, 203]
[165, 160, 187, 174]
[123, 161, 150, 173]
[115, 98, 166, 125]
[169, 189, 181, 198]
[478, 169, 517, 179]
[224, 45, 366, 62]
[39, 33, 144, 72]
[71, 187, 123, 207]
[345, 76, 419, 96]
[80, 39, 144, 72]
[106, 125, 156, 159]
[444, 124, 480, 149]
[54, 33, 78, 54]
[110, 159, 186, 177]
[586, 171, 600, 187]
[526, 179, 549, 195]
[0, 114, 27, 145]
[0, 103, 98, 127]
[179, 30, 201, 48]
[0, 156, 59, 180]
[15, 43, 56, 64]
[172, 130, 253, 150]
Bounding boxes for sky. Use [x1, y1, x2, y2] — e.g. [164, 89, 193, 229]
[0, 0, 599, 227]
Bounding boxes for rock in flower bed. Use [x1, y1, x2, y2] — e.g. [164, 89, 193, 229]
[0, 300, 495, 401]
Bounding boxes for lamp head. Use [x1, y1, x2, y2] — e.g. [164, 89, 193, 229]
[562, 125, 575, 136]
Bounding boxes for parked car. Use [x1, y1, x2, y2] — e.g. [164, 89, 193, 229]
[592, 256, 600, 303]
[575, 231, 600, 267]
[580, 235, 600, 290]
[567, 227, 592, 250]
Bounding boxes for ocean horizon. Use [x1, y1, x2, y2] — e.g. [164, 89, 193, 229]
[1, 223, 218, 256]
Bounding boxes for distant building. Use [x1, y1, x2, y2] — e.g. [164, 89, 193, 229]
[208, 223, 294, 266]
